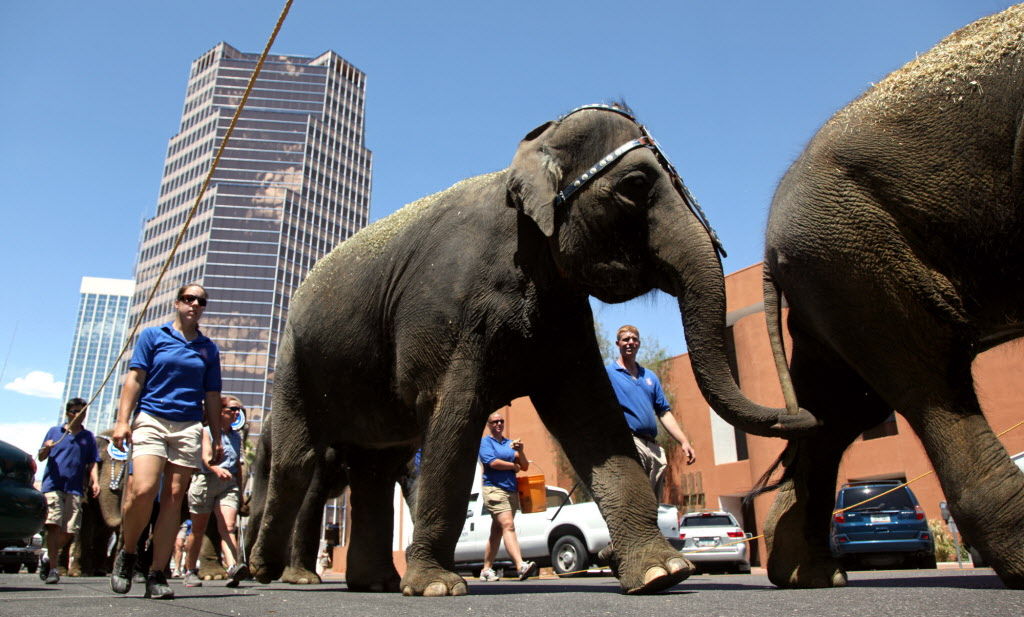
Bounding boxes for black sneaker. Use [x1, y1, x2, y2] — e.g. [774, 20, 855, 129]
[225, 563, 249, 588]
[145, 569, 174, 599]
[110, 551, 137, 595]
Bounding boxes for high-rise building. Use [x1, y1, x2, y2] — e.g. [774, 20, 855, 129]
[126, 42, 372, 436]
[61, 277, 134, 433]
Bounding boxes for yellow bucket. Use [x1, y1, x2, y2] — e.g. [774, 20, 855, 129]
[517, 474, 546, 513]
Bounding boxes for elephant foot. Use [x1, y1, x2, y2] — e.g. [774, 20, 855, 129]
[281, 565, 322, 585]
[250, 558, 284, 584]
[400, 563, 468, 597]
[347, 568, 402, 593]
[768, 556, 847, 589]
[200, 569, 227, 581]
[614, 544, 693, 594]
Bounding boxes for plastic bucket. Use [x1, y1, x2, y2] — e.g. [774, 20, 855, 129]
[517, 474, 546, 513]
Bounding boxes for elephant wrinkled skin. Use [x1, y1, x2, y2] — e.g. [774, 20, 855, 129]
[246, 104, 788, 596]
[755, 6, 1024, 589]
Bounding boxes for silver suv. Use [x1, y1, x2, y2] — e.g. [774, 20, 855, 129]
[678, 511, 751, 574]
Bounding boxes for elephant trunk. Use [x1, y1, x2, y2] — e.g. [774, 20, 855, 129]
[650, 212, 817, 437]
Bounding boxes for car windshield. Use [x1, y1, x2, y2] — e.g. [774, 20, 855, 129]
[682, 515, 733, 527]
[842, 486, 914, 511]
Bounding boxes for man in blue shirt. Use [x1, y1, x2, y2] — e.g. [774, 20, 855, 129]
[37, 397, 100, 584]
[606, 325, 696, 499]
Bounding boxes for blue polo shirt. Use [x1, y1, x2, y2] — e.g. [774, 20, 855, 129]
[40, 426, 100, 495]
[201, 427, 242, 476]
[479, 436, 517, 492]
[606, 362, 670, 439]
[130, 323, 222, 422]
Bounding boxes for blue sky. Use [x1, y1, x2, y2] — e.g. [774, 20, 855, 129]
[0, 1, 1013, 455]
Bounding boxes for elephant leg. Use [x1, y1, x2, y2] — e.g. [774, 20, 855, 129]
[885, 368, 1024, 588]
[249, 369, 319, 584]
[344, 446, 410, 592]
[401, 373, 486, 597]
[529, 311, 691, 594]
[282, 453, 347, 584]
[199, 525, 227, 580]
[764, 325, 893, 588]
[242, 430, 271, 572]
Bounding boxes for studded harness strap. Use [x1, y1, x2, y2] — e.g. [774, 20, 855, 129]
[552, 104, 727, 259]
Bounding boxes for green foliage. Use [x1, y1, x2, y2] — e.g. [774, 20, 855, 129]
[928, 519, 967, 561]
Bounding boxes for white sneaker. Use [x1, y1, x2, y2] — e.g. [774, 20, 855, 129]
[517, 560, 537, 581]
[479, 567, 499, 582]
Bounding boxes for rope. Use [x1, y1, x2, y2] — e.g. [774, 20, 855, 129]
[53, 0, 294, 445]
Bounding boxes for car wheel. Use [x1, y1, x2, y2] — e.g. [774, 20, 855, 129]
[25, 562, 38, 574]
[2, 564, 20, 574]
[917, 553, 937, 569]
[551, 535, 590, 577]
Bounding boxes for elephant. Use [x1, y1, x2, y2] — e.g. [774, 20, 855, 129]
[246, 102, 815, 597]
[67, 431, 125, 577]
[743, 5, 1024, 590]
[245, 419, 348, 584]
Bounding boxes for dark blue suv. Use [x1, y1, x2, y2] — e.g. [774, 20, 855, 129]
[830, 481, 936, 569]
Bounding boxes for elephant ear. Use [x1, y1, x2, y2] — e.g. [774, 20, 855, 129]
[507, 121, 560, 237]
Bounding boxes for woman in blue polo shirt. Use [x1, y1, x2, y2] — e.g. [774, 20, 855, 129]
[477, 410, 537, 582]
[110, 283, 223, 600]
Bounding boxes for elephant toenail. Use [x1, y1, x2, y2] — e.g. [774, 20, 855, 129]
[402, 586, 415, 596]
[423, 581, 449, 596]
[643, 566, 668, 585]
[451, 581, 468, 596]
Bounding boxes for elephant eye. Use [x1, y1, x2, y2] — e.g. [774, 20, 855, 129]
[615, 172, 651, 205]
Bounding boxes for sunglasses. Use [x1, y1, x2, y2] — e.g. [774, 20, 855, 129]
[178, 294, 208, 306]
[226, 406, 245, 412]
[489, 419, 505, 425]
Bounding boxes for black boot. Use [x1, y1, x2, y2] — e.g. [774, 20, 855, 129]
[110, 550, 137, 594]
[145, 569, 174, 599]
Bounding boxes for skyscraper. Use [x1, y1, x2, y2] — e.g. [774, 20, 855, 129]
[61, 277, 134, 433]
[126, 42, 372, 435]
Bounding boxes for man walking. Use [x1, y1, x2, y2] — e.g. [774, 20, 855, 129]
[38, 397, 100, 584]
[606, 325, 695, 498]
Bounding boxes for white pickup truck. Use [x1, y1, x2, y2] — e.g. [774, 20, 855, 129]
[452, 479, 683, 576]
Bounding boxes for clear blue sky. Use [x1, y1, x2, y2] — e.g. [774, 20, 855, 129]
[0, 1, 1012, 454]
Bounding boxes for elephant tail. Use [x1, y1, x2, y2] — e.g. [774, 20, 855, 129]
[743, 441, 795, 504]
[763, 266, 802, 420]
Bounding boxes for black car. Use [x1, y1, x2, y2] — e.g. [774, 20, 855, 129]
[830, 480, 935, 569]
[0, 439, 47, 572]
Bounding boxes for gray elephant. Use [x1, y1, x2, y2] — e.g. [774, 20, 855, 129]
[747, 5, 1024, 589]
[246, 103, 809, 596]
[245, 419, 348, 584]
[68, 432, 125, 576]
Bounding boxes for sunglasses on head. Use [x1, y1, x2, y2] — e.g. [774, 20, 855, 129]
[178, 294, 207, 306]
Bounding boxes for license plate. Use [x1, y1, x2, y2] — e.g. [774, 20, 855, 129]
[870, 515, 891, 523]
[696, 538, 718, 547]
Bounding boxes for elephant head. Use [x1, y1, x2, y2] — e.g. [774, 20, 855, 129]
[507, 103, 816, 436]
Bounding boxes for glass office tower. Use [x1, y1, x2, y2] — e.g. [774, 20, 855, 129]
[126, 42, 372, 436]
[60, 277, 134, 432]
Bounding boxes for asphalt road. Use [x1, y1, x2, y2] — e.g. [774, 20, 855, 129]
[0, 569, 1019, 617]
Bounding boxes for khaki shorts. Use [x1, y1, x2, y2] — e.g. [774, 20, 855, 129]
[44, 491, 83, 534]
[482, 484, 520, 516]
[188, 472, 240, 514]
[632, 434, 667, 497]
[131, 411, 203, 469]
